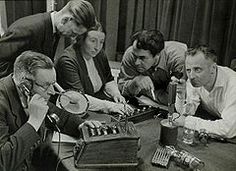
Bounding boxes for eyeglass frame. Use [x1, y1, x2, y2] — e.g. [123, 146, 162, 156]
[34, 81, 56, 92]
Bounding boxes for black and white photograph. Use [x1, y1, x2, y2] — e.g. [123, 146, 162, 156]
[0, 0, 236, 171]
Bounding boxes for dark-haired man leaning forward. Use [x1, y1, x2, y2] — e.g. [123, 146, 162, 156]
[118, 30, 187, 105]
[0, 0, 96, 78]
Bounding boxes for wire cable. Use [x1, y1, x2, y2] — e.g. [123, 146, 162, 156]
[55, 154, 74, 171]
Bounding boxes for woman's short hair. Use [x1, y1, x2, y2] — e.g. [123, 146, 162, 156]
[75, 21, 105, 46]
[63, 0, 96, 29]
[131, 30, 164, 57]
[185, 45, 218, 63]
[14, 51, 54, 81]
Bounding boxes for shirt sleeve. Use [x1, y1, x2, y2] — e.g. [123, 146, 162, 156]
[85, 94, 117, 113]
[166, 42, 187, 79]
[117, 47, 141, 96]
[182, 82, 236, 138]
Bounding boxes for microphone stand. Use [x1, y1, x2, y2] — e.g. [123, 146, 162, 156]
[159, 82, 178, 146]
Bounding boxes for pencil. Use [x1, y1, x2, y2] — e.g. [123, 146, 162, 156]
[151, 89, 156, 101]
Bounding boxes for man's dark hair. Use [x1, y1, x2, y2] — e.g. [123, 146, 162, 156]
[65, 0, 96, 29]
[186, 45, 218, 63]
[131, 30, 164, 57]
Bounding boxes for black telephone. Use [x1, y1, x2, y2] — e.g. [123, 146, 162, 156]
[18, 79, 60, 129]
[18, 78, 33, 98]
[21, 84, 31, 96]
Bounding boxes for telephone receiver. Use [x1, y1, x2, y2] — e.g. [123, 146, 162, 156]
[21, 84, 31, 96]
[19, 80, 62, 130]
[19, 81, 88, 130]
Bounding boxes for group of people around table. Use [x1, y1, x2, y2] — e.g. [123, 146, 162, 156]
[0, 0, 235, 170]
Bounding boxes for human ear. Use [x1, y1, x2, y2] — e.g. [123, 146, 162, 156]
[210, 63, 216, 74]
[61, 16, 71, 25]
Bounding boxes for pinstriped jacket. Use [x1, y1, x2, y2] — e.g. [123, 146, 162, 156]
[0, 12, 57, 79]
[0, 75, 84, 171]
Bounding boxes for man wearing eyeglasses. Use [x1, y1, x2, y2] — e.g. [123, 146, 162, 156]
[0, 51, 102, 171]
[0, 0, 96, 79]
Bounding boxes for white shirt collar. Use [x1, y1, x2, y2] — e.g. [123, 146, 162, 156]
[50, 11, 57, 34]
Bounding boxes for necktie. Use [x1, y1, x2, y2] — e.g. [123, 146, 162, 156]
[52, 33, 60, 58]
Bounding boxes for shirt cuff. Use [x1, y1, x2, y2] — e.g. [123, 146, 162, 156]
[184, 116, 198, 131]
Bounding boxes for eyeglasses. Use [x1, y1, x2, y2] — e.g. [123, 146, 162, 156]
[34, 81, 55, 92]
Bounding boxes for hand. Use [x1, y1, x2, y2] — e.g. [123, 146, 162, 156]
[79, 120, 102, 129]
[171, 76, 186, 99]
[133, 75, 154, 93]
[113, 94, 126, 104]
[172, 112, 186, 127]
[107, 102, 134, 116]
[26, 94, 49, 131]
[183, 103, 195, 115]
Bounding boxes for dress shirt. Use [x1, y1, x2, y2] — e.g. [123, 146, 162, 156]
[175, 66, 236, 138]
[50, 11, 56, 34]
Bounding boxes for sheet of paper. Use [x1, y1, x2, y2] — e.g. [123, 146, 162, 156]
[52, 132, 77, 143]
[136, 95, 168, 110]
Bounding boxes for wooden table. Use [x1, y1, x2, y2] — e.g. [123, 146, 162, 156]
[53, 113, 236, 171]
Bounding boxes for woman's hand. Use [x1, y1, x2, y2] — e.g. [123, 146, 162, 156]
[113, 94, 126, 104]
[107, 102, 134, 116]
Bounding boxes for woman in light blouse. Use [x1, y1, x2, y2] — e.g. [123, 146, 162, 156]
[56, 22, 132, 115]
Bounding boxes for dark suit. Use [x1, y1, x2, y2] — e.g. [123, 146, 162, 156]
[0, 12, 59, 78]
[0, 75, 84, 171]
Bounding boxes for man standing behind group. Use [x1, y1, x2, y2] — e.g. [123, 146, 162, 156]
[0, 0, 96, 78]
[118, 30, 187, 105]
[172, 45, 236, 138]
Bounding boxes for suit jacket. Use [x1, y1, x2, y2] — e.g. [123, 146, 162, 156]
[0, 75, 84, 171]
[0, 12, 58, 78]
[55, 44, 114, 100]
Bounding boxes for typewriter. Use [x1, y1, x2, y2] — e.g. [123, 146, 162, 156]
[74, 121, 140, 168]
